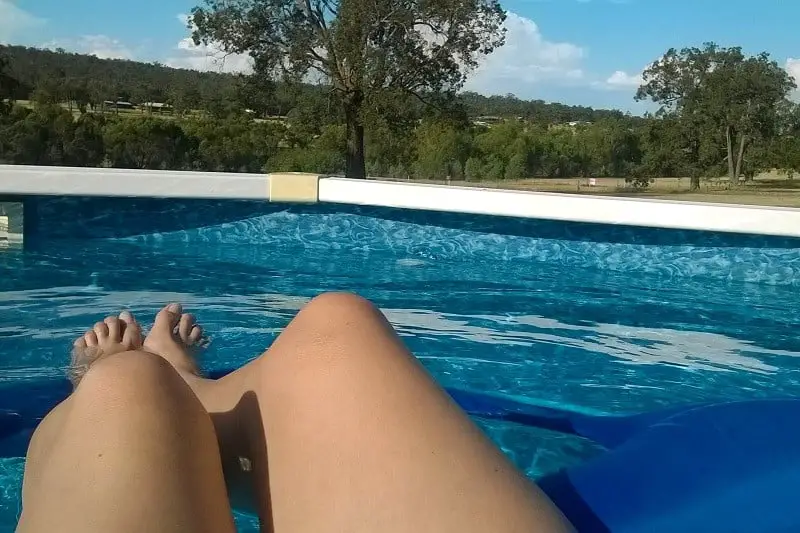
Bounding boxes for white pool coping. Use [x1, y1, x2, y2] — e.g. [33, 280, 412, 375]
[2, 164, 800, 238]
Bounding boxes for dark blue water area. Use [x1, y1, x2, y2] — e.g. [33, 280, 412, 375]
[1, 195, 800, 531]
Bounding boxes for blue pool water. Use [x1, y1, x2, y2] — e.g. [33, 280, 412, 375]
[2, 197, 800, 531]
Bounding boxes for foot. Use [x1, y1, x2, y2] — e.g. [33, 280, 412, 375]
[69, 311, 142, 387]
[143, 303, 206, 379]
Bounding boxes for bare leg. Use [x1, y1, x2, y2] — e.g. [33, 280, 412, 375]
[18, 312, 235, 533]
[180, 294, 575, 533]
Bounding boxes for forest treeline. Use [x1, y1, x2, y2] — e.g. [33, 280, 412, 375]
[1, 44, 799, 186]
[0, 45, 622, 124]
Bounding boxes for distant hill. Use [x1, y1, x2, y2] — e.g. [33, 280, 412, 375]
[458, 92, 625, 123]
[1, 44, 624, 123]
[1, 45, 236, 105]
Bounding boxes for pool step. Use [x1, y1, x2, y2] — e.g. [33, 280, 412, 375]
[269, 173, 320, 203]
[0, 202, 23, 246]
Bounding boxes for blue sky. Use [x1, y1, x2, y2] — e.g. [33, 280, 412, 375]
[1, 0, 798, 112]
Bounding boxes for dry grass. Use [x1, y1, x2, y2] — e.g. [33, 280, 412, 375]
[377, 173, 800, 208]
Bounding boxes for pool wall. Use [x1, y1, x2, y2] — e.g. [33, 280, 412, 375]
[3, 165, 800, 285]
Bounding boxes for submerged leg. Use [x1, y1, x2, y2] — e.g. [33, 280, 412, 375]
[18, 314, 235, 533]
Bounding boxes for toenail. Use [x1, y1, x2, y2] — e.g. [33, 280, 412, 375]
[167, 303, 182, 313]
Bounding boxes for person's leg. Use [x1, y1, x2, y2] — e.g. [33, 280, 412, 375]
[206, 293, 574, 533]
[18, 313, 235, 533]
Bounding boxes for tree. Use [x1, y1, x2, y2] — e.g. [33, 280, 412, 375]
[485, 156, 505, 181]
[67, 114, 106, 166]
[190, 0, 507, 179]
[1, 105, 75, 165]
[413, 119, 470, 180]
[0, 53, 18, 114]
[464, 156, 483, 181]
[235, 72, 275, 118]
[186, 116, 283, 172]
[504, 151, 526, 180]
[104, 117, 195, 169]
[636, 43, 796, 188]
[65, 78, 91, 114]
[365, 111, 416, 177]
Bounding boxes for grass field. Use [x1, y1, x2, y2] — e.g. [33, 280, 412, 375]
[383, 173, 800, 208]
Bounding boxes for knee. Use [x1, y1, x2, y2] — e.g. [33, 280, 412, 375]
[256, 292, 395, 379]
[75, 351, 180, 404]
[301, 292, 383, 325]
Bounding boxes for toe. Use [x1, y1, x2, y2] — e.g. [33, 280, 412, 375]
[84, 330, 99, 347]
[188, 324, 203, 345]
[93, 321, 109, 342]
[178, 313, 195, 343]
[119, 311, 142, 347]
[119, 310, 135, 325]
[103, 316, 122, 341]
[153, 303, 182, 336]
[73, 336, 87, 349]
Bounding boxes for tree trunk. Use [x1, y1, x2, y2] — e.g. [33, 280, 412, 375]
[726, 124, 735, 182]
[343, 94, 366, 179]
[690, 174, 700, 190]
[734, 134, 747, 183]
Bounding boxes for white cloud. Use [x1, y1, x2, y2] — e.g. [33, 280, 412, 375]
[42, 35, 134, 60]
[603, 69, 643, 89]
[464, 12, 585, 96]
[0, 0, 45, 44]
[788, 58, 800, 80]
[787, 58, 800, 98]
[164, 13, 252, 73]
[80, 35, 133, 60]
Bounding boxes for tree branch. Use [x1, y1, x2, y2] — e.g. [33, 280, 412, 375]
[299, 0, 345, 87]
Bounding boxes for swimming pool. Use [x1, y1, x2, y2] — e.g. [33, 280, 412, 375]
[2, 196, 800, 531]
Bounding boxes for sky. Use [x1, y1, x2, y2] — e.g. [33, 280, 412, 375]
[1, 0, 798, 112]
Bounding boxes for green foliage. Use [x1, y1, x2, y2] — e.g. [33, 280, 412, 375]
[460, 92, 625, 124]
[267, 147, 345, 174]
[0, 52, 17, 116]
[104, 117, 194, 169]
[365, 115, 415, 178]
[0, 105, 103, 166]
[505, 152, 527, 180]
[624, 176, 654, 189]
[483, 155, 505, 181]
[637, 42, 796, 187]
[0, 44, 237, 110]
[190, 0, 507, 178]
[69, 114, 107, 166]
[2, 42, 800, 188]
[184, 117, 283, 172]
[413, 120, 468, 180]
[464, 157, 483, 181]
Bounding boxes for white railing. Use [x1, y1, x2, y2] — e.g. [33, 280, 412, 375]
[2, 164, 800, 238]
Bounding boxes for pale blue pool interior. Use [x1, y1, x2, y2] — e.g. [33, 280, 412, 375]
[2, 196, 800, 531]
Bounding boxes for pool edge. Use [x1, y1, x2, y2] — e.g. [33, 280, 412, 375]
[2, 165, 800, 239]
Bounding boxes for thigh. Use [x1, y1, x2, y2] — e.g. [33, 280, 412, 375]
[18, 351, 236, 533]
[229, 293, 574, 533]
